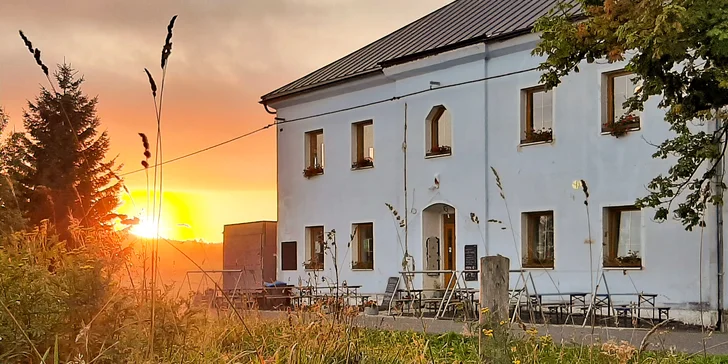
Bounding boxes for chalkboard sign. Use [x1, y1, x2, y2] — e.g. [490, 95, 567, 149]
[381, 277, 399, 310]
[464, 245, 478, 281]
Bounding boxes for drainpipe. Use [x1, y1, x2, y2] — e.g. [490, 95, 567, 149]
[483, 43, 490, 257]
[404, 103, 409, 259]
[717, 115, 725, 331]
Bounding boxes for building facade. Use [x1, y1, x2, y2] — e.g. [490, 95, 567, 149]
[260, 0, 725, 326]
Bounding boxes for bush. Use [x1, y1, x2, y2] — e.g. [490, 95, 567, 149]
[0, 222, 128, 363]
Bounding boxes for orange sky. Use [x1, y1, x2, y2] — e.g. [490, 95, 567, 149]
[0, 0, 451, 242]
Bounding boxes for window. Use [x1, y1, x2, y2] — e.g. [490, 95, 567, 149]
[352, 223, 374, 270]
[522, 211, 554, 268]
[305, 226, 325, 270]
[304, 130, 324, 178]
[281, 241, 298, 271]
[604, 206, 642, 268]
[352, 121, 374, 169]
[603, 71, 640, 134]
[425, 105, 452, 157]
[522, 86, 553, 144]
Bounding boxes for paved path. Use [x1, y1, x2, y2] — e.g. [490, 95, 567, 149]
[257, 311, 728, 355]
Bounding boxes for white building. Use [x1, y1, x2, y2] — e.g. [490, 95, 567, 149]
[260, 0, 726, 326]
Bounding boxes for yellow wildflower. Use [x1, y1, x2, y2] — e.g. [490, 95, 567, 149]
[482, 329, 494, 337]
[499, 320, 507, 325]
[540, 335, 553, 345]
[480, 307, 490, 314]
[513, 360, 521, 364]
[511, 346, 517, 353]
[525, 327, 538, 336]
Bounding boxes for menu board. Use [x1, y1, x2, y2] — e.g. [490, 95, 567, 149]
[464, 245, 478, 281]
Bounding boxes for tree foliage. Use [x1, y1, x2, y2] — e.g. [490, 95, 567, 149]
[0, 108, 27, 237]
[533, 0, 728, 229]
[6, 64, 122, 242]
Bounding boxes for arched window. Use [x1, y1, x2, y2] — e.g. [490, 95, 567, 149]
[425, 105, 452, 157]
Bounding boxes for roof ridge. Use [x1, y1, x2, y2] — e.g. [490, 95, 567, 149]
[262, 0, 461, 99]
[261, 0, 565, 104]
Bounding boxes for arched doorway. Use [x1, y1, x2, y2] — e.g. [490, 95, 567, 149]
[422, 203, 456, 290]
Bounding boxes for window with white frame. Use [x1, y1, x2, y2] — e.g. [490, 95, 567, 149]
[521, 86, 553, 144]
[304, 129, 324, 177]
[603, 71, 641, 134]
[522, 211, 555, 268]
[352, 121, 374, 169]
[304, 226, 325, 270]
[351, 223, 374, 270]
[425, 105, 452, 157]
[604, 206, 642, 268]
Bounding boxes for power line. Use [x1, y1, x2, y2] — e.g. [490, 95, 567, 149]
[119, 66, 539, 177]
[119, 124, 273, 176]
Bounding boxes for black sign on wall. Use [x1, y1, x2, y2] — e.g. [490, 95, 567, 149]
[464, 245, 478, 281]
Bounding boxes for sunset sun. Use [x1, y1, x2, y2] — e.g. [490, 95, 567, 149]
[130, 219, 160, 239]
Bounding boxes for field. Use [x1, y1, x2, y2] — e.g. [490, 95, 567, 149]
[3, 226, 728, 364]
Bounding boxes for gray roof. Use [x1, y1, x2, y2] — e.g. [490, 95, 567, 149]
[261, 0, 575, 103]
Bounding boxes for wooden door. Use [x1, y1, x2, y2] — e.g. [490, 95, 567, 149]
[443, 215, 456, 286]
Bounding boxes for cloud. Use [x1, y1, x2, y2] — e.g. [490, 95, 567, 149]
[0, 0, 452, 241]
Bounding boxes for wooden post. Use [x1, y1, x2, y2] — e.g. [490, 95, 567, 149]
[479, 255, 510, 360]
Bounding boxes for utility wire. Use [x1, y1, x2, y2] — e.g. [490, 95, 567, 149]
[119, 66, 539, 177]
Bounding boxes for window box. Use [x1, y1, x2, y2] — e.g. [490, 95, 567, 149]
[604, 255, 642, 268]
[603, 114, 640, 138]
[522, 258, 555, 269]
[352, 261, 373, 270]
[304, 262, 324, 270]
[352, 158, 374, 170]
[303, 165, 324, 178]
[426, 145, 452, 157]
[522, 128, 553, 144]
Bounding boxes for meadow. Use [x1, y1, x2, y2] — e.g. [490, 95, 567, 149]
[2, 224, 728, 364]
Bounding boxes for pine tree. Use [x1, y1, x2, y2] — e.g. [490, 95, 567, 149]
[21, 64, 121, 241]
[0, 107, 27, 237]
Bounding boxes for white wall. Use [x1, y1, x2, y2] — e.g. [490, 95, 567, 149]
[270, 36, 720, 324]
[484, 37, 716, 323]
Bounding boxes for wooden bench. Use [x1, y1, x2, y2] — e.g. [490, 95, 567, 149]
[614, 305, 670, 321]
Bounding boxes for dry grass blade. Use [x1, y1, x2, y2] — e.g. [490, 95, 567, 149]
[638, 319, 674, 357]
[161, 15, 178, 69]
[161, 237, 253, 336]
[0, 298, 45, 362]
[18, 30, 33, 53]
[139, 133, 151, 168]
[18, 30, 49, 76]
[143, 69, 157, 98]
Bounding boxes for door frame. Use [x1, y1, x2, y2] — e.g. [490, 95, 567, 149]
[443, 214, 456, 286]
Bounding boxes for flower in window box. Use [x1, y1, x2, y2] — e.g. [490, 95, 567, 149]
[304, 260, 323, 270]
[616, 250, 641, 266]
[522, 257, 553, 268]
[303, 164, 324, 178]
[428, 145, 451, 156]
[524, 128, 553, 143]
[352, 157, 374, 169]
[352, 261, 373, 270]
[605, 113, 640, 137]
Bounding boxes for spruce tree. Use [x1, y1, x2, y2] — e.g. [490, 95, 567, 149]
[21, 64, 121, 241]
[0, 107, 27, 237]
